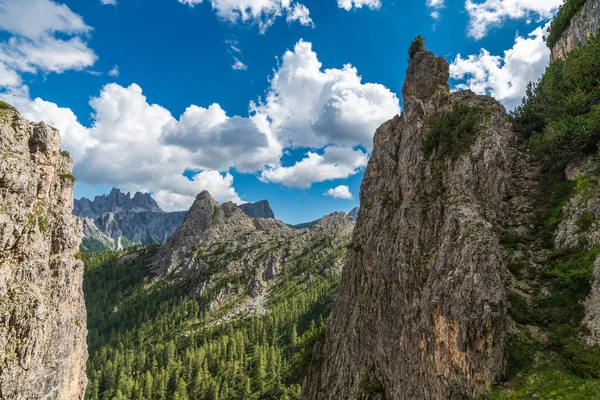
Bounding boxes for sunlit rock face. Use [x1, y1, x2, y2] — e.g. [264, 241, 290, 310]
[301, 50, 525, 399]
[550, 0, 600, 62]
[0, 108, 87, 400]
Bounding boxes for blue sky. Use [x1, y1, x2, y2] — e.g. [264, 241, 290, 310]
[0, 0, 561, 223]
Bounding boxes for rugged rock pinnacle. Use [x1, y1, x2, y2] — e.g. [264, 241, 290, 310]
[301, 49, 519, 399]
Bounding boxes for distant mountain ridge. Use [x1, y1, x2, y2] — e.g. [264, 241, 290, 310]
[73, 188, 164, 218]
[75, 190, 282, 251]
[288, 207, 360, 229]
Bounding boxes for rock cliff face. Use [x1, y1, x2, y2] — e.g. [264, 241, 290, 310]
[239, 200, 275, 219]
[73, 188, 163, 218]
[153, 191, 354, 312]
[554, 160, 600, 345]
[551, 0, 600, 62]
[0, 108, 87, 399]
[301, 50, 523, 399]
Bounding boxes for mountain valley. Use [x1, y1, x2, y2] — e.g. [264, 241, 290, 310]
[1, 0, 600, 399]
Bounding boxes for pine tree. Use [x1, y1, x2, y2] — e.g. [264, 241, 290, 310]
[290, 323, 298, 347]
[143, 371, 153, 399]
[173, 377, 189, 400]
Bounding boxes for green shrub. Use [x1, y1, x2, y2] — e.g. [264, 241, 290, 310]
[345, 240, 362, 252]
[506, 331, 538, 378]
[0, 100, 16, 111]
[513, 35, 600, 170]
[58, 173, 76, 182]
[422, 105, 482, 160]
[576, 212, 597, 232]
[539, 179, 576, 249]
[546, 0, 587, 49]
[59, 149, 70, 158]
[298, 326, 326, 378]
[533, 246, 600, 327]
[359, 363, 384, 395]
[408, 35, 425, 59]
[500, 231, 533, 249]
[508, 292, 532, 325]
[561, 338, 600, 379]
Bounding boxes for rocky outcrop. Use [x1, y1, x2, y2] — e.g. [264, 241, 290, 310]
[239, 200, 275, 219]
[73, 188, 163, 218]
[301, 50, 522, 399]
[550, 0, 600, 62]
[555, 161, 600, 344]
[153, 191, 354, 312]
[0, 108, 87, 399]
[584, 256, 600, 345]
[555, 162, 600, 250]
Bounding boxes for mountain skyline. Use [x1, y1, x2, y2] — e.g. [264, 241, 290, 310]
[74, 187, 357, 224]
[0, 0, 559, 224]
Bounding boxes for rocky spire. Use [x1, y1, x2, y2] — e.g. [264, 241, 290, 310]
[152, 191, 220, 277]
[401, 50, 450, 101]
[239, 200, 275, 219]
[301, 47, 518, 399]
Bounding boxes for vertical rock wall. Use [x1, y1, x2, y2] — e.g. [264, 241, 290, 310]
[0, 108, 87, 399]
[301, 51, 522, 399]
[551, 0, 600, 62]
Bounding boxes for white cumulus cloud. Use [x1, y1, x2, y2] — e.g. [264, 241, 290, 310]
[253, 40, 400, 151]
[260, 146, 368, 189]
[14, 83, 246, 211]
[1, 26, 397, 209]
[0, 0, 91, 39]
[337, 0, 381, 10]
[324, 185, 353, 199]
[465, 0, 562, 39]
[427, 0, 444, 7]
[286, 3, 313, 26]
[100, 0, 117, 5]
[450, 24, 550, 111]
[177, 0, 313, 33]
[427, 0, 444, 20]
[0, 0, 97, 90]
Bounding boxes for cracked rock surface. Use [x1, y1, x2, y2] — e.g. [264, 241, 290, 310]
[301, 50, 523, 399]
[0, 108, 87, 399]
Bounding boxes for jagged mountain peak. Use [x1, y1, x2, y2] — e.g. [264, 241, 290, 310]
[239, 199, 275, 219]
[152, 191, 352, 301]
[73, 188, 164, 218]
